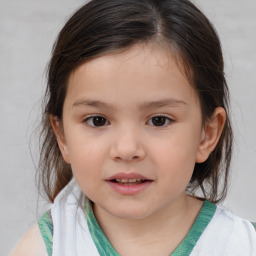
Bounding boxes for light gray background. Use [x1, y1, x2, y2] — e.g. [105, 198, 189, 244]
[0, 0, 255, 254]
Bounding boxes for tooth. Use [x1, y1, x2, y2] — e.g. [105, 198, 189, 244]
[114, 178, 146, 184]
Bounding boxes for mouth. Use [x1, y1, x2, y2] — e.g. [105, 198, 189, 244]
[111, 178, 148, 185]
[106, 173, 153, 195]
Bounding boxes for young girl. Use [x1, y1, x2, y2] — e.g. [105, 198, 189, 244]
[11, 0, 256, 255]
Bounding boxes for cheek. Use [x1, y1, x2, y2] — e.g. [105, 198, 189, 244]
[65, 134, 107, 179]
[151, 130, 200, 181]
[153, 146, 195, 199]
[68, 141, 106, 197]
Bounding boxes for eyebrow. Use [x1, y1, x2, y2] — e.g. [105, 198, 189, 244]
[139, 99, 186, 110]
[72, 98, 186, 110]
[73, 99, 115, 109]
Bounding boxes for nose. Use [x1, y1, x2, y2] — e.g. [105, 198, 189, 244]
[109, 127, 146, 162]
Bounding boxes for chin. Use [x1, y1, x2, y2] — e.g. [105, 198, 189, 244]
[107, 205, 153, 221]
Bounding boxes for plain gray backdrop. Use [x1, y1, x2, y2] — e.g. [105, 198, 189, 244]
[0, 0, 255, 254]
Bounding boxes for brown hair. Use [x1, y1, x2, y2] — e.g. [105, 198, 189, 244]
[38, 0, 233, 203]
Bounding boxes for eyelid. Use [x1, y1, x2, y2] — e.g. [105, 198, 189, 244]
[82, 114, 174, 127]
[146, 114, 175, 126]
[83, 114, 110, 127]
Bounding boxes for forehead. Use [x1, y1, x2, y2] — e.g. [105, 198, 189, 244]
[65, 44, 199, 108]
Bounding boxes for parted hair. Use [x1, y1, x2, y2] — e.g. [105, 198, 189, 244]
[38, 0, 233, 203]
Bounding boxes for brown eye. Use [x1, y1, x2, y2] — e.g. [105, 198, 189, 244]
[148, 116, 172, 126]
[85, 116, 109, 127]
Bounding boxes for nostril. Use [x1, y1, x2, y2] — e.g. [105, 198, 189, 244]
[109, 141, 146, 161]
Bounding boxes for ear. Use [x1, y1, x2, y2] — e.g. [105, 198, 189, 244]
[196, 107, 226, 163]
[50, 115, 71, 164]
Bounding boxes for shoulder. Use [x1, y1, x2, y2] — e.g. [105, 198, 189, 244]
[252, 222, 256, 231]
[215, 205, 256, 235]
[212, 205, 256, 254]
[223, 209, 256, 247]
[192, 203, 256, 255]
[9, 223, 48, 256]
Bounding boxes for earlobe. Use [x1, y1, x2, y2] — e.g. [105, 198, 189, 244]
[196, 107, 226, 163]
[50, 115, 71, 163]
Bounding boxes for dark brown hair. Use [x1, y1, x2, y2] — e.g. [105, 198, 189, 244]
[38, 0, 233, 203]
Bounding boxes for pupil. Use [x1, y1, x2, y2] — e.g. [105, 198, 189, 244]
[93, 117, 106, 126]
[152, 116, 166, 126]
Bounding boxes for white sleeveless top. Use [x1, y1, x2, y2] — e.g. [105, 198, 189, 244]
[38, 178, 256, 256]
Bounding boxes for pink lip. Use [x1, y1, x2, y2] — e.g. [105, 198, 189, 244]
[106, 172, 153, 195]
[106, 172, 151, 181]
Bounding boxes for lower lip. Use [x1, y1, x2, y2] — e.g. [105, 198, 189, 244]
[106, 181, 152, 195]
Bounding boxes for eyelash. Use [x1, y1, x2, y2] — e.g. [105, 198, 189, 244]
[83, 115, 110, 127]
[147, 115, 173, 127]
[83, 115, 174, 128]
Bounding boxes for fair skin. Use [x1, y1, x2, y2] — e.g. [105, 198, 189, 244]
[52, 44, 226, 255]
[11, 44, 226, 255]
[10, 224, 47, 256]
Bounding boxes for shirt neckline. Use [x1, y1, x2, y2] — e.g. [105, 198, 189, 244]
[84, 199, 216, 256]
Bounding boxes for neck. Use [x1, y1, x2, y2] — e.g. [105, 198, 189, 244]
[93, 195, 203, 256]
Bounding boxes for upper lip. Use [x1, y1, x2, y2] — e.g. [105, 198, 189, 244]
[106, 172, 152, 181]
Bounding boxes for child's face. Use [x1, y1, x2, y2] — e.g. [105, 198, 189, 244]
[55, 45, 211, 220]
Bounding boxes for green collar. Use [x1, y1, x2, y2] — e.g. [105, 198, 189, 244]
[84, 200, 216, 256]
